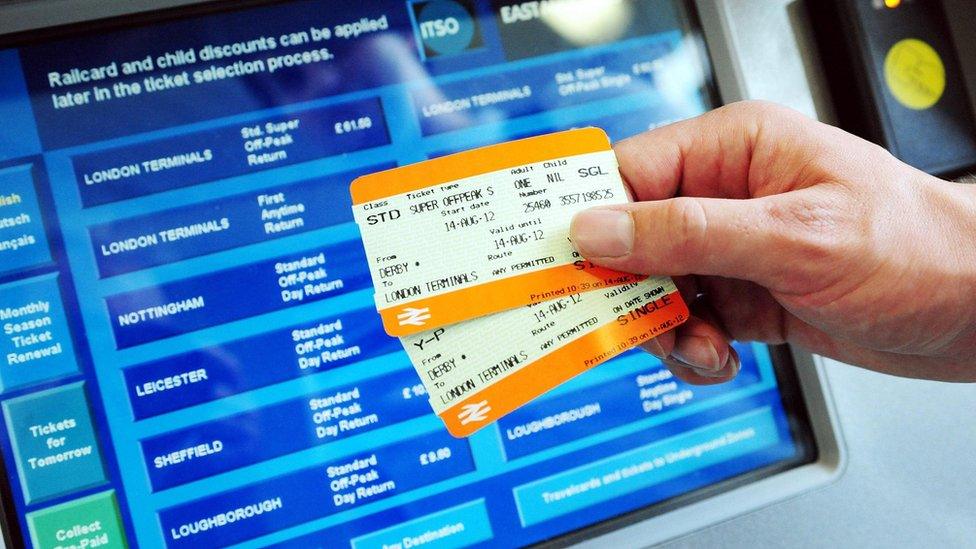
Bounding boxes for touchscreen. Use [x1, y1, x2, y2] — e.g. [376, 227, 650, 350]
[0, 1, 810, 547]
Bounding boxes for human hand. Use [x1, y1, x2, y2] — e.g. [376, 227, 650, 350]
[570, 101, 976, 383]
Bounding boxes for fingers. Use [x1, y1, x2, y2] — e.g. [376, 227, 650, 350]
[826, 346, 976, 383]
[781, 317, 976, 383]
[613, 100, 819, 201]
[571, 197, 757, 279]
[641, 330, 675, 358]
[697, 277, 790, 344]
[665, 347, 740, 386]
[641, 315, 740, 384]
[571, 102, 873, 291]
[570, 191, 833, 289]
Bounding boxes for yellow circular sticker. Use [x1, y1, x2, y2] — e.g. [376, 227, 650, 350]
[884, 38, 946, 110]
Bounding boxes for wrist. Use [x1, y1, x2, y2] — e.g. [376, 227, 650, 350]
[917, 176, 976, 359]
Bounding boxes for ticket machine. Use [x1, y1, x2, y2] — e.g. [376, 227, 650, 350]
[0, 1, 862, 547]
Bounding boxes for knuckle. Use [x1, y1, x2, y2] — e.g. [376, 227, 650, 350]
[764, 194, 858, 266]
[868, 143, 904, 174]
[863, 139, 894, 162]
[665, 197, 709, 266]
[723, 100, 798, 123]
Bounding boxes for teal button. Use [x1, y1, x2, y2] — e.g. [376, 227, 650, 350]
[0, 164, 51, 275]
[3, 382, 107, 504]
[0, 273, 79, 392]
[351, 499, 493, 549]
[513, 407, 780, 526]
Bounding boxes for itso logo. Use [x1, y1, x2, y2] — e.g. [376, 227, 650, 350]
[410, 0, 483, 59]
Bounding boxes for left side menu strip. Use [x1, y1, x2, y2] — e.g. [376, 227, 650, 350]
[0, 165, 51, 275]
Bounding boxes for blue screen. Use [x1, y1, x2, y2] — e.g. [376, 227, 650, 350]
[0, 1, 809, 547]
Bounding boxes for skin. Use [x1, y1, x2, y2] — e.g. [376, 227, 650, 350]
[569, 101, 976, 384]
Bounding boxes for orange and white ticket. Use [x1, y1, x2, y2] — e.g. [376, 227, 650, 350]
[351, 128, 644, 337]
[401, 278, 689, 437]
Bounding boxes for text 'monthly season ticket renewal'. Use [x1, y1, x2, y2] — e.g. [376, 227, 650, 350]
[351, 128, 645, 336]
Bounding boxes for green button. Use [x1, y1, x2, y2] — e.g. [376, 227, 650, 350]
[27, 490, 127, 549]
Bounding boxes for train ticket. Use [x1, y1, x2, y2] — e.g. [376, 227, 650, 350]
[351, 128, 645, 337]
[401, 277, 689, 437]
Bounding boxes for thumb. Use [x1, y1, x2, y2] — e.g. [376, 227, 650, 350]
[570, 196, 802, 288]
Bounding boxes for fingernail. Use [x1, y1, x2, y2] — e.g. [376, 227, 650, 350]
[727, 348, 741, 376]
[644, 338, 666, 359]
[694, 349, 740, 379]
[671, 336, 721, 371]
[570, 209, 634, 258]
[692, 367, 728, 378]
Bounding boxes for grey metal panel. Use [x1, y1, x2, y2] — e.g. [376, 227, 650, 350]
[696, 0, 836, 121]
[943, 0, 976, 122]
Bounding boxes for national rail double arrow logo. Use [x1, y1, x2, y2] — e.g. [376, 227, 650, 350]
[457, 400, 491, 425]
[396, 306, 432, 326]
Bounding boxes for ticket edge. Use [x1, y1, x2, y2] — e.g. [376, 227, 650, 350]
[348, 127, 612, 205]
